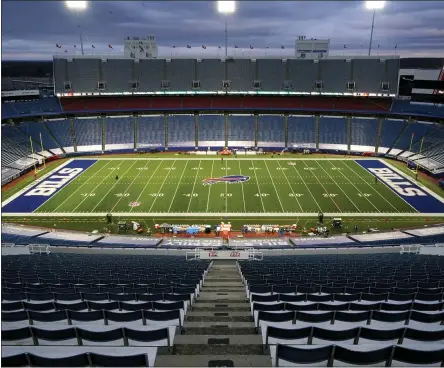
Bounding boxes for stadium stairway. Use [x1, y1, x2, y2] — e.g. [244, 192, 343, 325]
[155, 261, 272, 367]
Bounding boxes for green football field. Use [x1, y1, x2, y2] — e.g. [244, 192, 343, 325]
[31, 158, 417, 215]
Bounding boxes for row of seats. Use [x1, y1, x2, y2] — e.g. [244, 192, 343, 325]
[2, 309, 183, 327]
[2, 300, 185, 313]
[3, 325, 171, 347]
[273, 344, 444, 367]
[2, 351, 152, 368]
[264, 325, 444, 347]
[255, 309, 444, 328]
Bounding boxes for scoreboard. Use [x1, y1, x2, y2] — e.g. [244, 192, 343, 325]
[124, 36, 158, 59]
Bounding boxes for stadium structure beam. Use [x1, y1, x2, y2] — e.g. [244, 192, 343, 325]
[366, 1, 385, 56]
[217, 1, 236, 57]
[65, 1, 88, 56]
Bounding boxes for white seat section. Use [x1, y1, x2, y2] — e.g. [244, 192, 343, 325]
[2, 346, 158, 367]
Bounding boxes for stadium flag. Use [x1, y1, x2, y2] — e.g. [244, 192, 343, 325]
[56, 44, 62, 48]
[92, 44, 95, 48]
[187, 45, 191, 48]
[108, 44, 113, 49]
[281, 45, 285, 49]
[250, 45, 253, 49]
[394, 45, 398, 49]
[202, 45, 206, 49]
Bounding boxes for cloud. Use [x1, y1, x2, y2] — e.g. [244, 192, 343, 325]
[2, 1, 443, 60]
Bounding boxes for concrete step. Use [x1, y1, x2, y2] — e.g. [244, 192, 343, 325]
[198, 292, 247, 301]
[171, 344, 263, 355]
[187, 311, 251, 317]
[174, 334, 261, 345]
[193, 299, 249, 304]
[183, 321, 254, 328]
[182, 326, 257, 335]
[155, 354, 271, 367]
[186, 315, 253, 322]
[192, 304, 250, 312]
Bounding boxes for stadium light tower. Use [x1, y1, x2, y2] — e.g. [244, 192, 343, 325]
[65, 1, 88, 55]
[365, 1, 385, 56]
[217, 1, 236, 57]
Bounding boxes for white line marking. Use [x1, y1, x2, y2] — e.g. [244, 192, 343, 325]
[148, 160, 177, 212]
[327, 160, 380, 212]
[110, 160, 151, 212]
[342, 161, 400, 213]
[263, 160, 284, 212]
[303, 160, 342, 212]
[187, 160, 202, 212]
[277, 160, 303, 212]
[168, 161, 189, 212]
[51, 161, 109, 213]
[238, 159, 247, 213]
[289, 163, 322, 211]
[206, 160, 215, 212]
[313, 160, 360, 212]
[89, 161, 137, 212]
[251, 160, 265, 212]
[130, 160, 164, 212]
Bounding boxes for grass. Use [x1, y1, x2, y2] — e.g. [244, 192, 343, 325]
[31, 158, 418, 215]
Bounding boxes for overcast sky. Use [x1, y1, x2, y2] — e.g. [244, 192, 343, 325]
[2, 1, 444, 60]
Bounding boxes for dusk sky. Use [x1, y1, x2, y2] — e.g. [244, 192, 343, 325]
[2, 1, 444, 60]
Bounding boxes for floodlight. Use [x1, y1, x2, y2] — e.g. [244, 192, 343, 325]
[217, 1, 236, 14]
[65, 1, 87, 10]
[365, 1, 385, 10]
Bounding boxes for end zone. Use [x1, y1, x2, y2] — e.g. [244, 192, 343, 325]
[355, 159, 444, 214]
[2, 159, 97, 214]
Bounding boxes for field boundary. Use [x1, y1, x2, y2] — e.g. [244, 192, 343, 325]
[3, 212, 444, 217]
[74, 157, 374, 161]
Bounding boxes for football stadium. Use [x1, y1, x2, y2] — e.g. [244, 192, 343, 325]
[2, 0, 444, 366]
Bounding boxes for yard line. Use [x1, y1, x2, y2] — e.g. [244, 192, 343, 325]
[263, 160, 284, 212]
[251, 160, 266, 212]
[206, 160, 215, 212]
[168, 161, 189, 212]
[302, 160, 342, 212]
[148, 160, 177, 212]
[342, 161, 400, 213]
[90, 161, 138, 212]
[130, 160, 164, 212]
[276, 160, 303, 212]
[71, 160, 126, 213]
[110, 160, 151, 212]
[313, 160, 360, 212]
[225, 160, 228, 212]
[52, 160, 110, 212]
[328, 160, 380, 212]
[237, 159, 247, 212]
[289, 162, 322, 211]
[187, 160, 202, 212]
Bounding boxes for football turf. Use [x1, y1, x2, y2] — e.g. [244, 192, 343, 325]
[32, 158, 418, 215]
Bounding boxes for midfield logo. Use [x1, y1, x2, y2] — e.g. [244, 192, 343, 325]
[202, 175, 250, 185]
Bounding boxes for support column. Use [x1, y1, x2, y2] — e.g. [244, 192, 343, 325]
[195, 113, 199, 148]
[315, 115, 319, 150]
[225, 113, 229, 148]
[164, 114, 168, 151]
[70, 118, 78, 152]
[133, 115, 137, 151]
[284, 114, 289, 149]
[254, 114, 258, 148]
